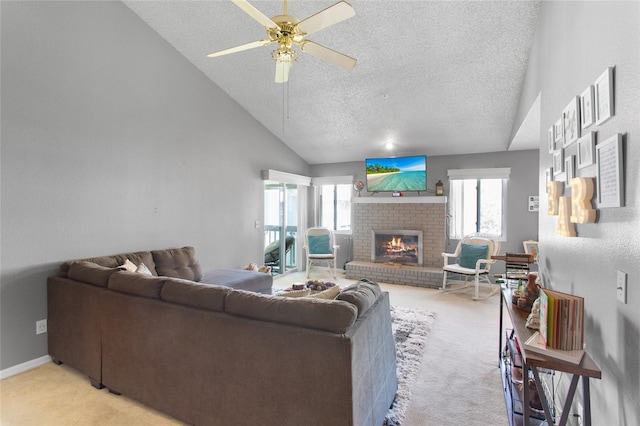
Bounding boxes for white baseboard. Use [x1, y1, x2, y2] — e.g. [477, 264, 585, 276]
[0, 355, 52, 380]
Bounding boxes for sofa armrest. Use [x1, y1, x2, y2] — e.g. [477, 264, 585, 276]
[335, 279, 382, 317]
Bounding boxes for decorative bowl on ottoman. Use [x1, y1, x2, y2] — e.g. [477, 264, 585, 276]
[305, 279, 337, 292]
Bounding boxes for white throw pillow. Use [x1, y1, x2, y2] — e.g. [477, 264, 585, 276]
[119, 259, 137, 272]
[136, 262, 153, 276]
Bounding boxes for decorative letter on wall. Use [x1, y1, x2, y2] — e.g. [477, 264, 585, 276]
[557, 196, 577, 237]
[570, 177, 597, 223]
[547, 181, 563, 215]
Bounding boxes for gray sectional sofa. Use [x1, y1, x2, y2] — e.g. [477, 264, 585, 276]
[47, 246, 398, 426]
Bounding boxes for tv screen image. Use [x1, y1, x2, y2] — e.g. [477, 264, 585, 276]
[365, 155, 427, 192]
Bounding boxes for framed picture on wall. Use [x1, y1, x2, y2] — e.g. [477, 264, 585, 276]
[523, 240, 539, 256]
[580, 85, 595, 130]
[545, 167, 553, 193]
[563, 96, 581, 147]
[565, 155, 575, 182]
[596, 133, 624, 207]
[553, 150, 564, 176]
[548, 126, 555, 153]
[595, 67, 615, 125]
[554, 119, 564, 144]
[577, 132, 596, 169]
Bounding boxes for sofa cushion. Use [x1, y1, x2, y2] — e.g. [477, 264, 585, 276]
[67, 261, 119, 288]
[151, 246, 202, 281]
[161, 278, 229, 312]
[225, 290, 357, 334]
[108, 271, 165, 299]
[335, 279, 382, 317]
[60, 251, 156, 277]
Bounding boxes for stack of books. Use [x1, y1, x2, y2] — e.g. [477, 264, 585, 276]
[524, 288, 585, 364]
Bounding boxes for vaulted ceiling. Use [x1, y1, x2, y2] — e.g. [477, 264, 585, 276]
[124, 0, 541, 164]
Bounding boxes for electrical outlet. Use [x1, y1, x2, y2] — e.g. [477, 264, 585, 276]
[36, 319, 47, 335]
[617, 270, 627, 304]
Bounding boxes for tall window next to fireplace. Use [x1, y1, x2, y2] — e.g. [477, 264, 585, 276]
[371, 230, 423, 266]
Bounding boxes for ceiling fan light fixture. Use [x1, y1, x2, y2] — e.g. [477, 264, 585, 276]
[271, 46, 299, 64]
[208, 0, 356, 83]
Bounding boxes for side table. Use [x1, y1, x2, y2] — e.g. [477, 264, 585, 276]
[499, 287, 601, 426]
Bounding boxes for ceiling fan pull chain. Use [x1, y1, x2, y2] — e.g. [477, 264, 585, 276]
[287, 79, 290, 120]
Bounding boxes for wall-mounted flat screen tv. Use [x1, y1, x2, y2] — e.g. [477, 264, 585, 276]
[365, 155, 427, 192]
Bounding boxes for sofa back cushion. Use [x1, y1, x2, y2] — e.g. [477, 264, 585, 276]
[335, 279, 382, 317]
[161, 279, 229, 312]
[152, 246, 202, 281]
[67, 261, 119, 288]
[108, 271, 166, 299]
[60, 251, 156, 277]
[225, 290, 357, 334]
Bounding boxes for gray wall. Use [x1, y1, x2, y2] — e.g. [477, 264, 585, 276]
[311, 149, 540, 259]
[0, 1, 309, 370]
[525, 1, 639, 424]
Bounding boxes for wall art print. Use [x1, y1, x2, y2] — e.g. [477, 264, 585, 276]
[563, 96, 580, 147]
[595, 67, 615, 125]
[580, 85, 595, 130]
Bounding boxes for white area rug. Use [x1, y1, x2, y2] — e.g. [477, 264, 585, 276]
[385, 306, 436, 426]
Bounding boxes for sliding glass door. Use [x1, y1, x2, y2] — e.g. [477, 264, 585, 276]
[264, 182, 298, 274]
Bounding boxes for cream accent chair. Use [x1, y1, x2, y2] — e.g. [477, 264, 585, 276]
[441, 233, 501, 300]
[304, 227, 340, 279]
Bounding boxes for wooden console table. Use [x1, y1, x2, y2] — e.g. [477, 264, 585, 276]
[499, 287, 601, 426]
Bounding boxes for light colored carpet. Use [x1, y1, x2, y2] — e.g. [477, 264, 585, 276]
[0, 270, 507, 425]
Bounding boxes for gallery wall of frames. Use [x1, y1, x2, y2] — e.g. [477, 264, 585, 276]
[545, 66, 625, 237]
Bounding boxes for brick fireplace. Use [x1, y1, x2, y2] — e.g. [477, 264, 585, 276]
[345, 197, 446, 288]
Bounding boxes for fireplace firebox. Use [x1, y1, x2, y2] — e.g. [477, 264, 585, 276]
[371, 230, 423, 266]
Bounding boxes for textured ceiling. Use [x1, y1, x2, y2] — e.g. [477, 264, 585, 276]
[123, 0, 541, 164]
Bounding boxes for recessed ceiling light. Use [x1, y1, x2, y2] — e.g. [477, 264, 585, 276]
[385, 142, 394, 150]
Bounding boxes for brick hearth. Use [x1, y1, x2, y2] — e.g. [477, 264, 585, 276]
[345, 197, 446, 288]
[346, 261, 443, 288]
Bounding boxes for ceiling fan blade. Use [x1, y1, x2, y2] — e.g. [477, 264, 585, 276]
[275, 61, 291, 83]
[301, 41, 356, 70]
[297, 1, 355, 36]
[207, 39, 272, 58]
[231, 0, 279, 30]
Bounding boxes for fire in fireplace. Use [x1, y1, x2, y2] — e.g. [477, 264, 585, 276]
[371, 230, 423, 266]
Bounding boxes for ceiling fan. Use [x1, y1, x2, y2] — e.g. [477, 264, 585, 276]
[207, 0, 357, 83]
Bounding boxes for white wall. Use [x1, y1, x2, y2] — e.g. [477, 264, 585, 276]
[525, 1, 639, 424]
[0, 1, 309, 370]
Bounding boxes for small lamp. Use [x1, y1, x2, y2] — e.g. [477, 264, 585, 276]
[435, 180, 444, 196]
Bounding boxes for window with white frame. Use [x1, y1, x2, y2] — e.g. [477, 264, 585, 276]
[447, 168, 510, 240]
[312, 176, 353, 232]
